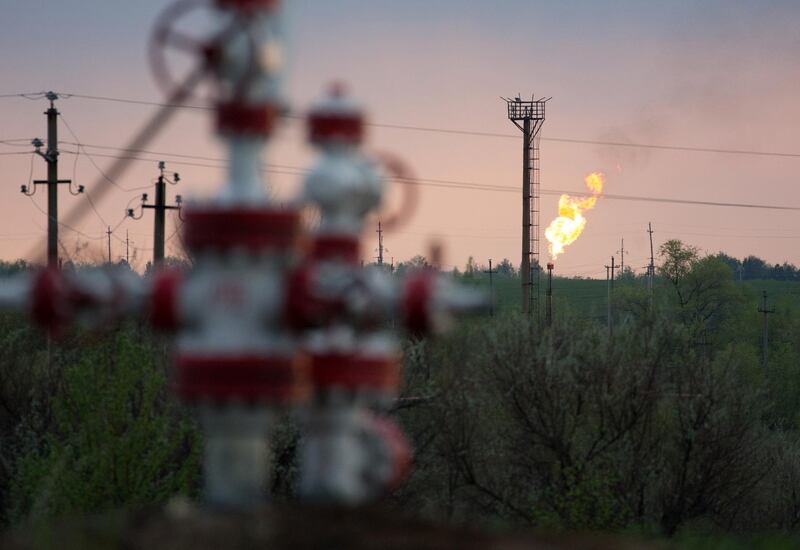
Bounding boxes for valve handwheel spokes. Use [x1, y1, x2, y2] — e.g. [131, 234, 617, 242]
[149, 0, 261, 103]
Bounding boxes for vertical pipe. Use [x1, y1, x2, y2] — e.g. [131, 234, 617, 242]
[521, 118, 531, 315]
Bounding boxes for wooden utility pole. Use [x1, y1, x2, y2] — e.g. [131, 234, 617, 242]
[605, 256, 617, 337]
[376, 220, 384, 266]
[546, 262, 554, 327]
[130, 161, 181, 266]
[619, 237, 626, 273]
[106, 226, 112, 263]
[758, 291, 775, 368]
[484, 259, 497, 316]
[25, 92, 83, 269]
[647, 223, 655, 304]
[126, 230, 130, 265]
[606, 264, 611, 336]
[46, 96, 61, 269]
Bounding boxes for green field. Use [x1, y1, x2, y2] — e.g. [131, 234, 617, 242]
[458, 272, 800, 322]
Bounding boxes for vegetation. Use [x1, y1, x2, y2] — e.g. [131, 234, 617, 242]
[0, 321, 200, 526]
[1, 242, 800, 547]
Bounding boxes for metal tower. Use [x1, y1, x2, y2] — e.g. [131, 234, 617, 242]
[504, 94, 548, 317]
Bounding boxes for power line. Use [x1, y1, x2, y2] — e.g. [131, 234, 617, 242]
[58, 140, 299, 171]
[0, 92, 48, 99]
[57, 113, 143, 193]
[6, 90, 800, 160]
[0, 139, 35, 147]
[54, 148, 800, 212]
[25, 194, 105, 241]
[55, 92, 212, 111]
[6, 94, 799, 249]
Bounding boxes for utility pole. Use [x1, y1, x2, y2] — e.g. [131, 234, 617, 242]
[605, 256, 617, 337]
[129, 161, 181, 266]
[106, 226, 112, 263]
[610, 256, 616, 288]
[22, 92, 84, 269]
[619, 237, 626, 274]
[126, 230, 130, 265]
[647, 222, 655, 304]
[758, 290, 775, 368]
[546, 262, 554, 327]
[484, 259, 497, 316]
[376, 220, 384, 267]
[504, 94, 548, 318]
[606, 264, 612, 336]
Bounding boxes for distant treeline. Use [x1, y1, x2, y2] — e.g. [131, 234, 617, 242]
[712, 253, 800, 281]
[397, 253, 800, 283]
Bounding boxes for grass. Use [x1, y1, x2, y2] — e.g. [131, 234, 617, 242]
[456, 272, 800, 321]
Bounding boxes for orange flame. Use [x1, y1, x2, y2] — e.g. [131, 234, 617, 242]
[544, 172, 605, 260]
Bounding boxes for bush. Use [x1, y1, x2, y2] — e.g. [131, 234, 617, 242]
[396, 311, 780, 536]
[7, 328, 200, 523]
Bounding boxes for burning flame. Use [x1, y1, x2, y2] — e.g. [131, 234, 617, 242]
[544, 172, 605, 260]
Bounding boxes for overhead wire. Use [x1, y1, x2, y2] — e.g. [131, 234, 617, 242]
[4, 91, 800, 259]
[57, 147, 800, 212]
[24, 194, 105, 241]
[20, 90, 800, 160]
[0, 139, 34, 147]
[0, 92, 48, 99]
[57, 113, 140, 193]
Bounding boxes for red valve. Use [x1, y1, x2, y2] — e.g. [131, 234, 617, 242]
[215, 0, 280, 12]
[369, 415, 412, 492]
[150, 269, 184, 331]
[401, 270, 436, 336]
[30, 269, 67, 333]
[174, 354, 309, 403]
[182, 207, 300, 252]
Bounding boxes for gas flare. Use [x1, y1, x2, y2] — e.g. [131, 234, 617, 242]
[544, 172, 605, 260]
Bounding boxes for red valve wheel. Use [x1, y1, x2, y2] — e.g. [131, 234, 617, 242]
[148, 0, 260, 102]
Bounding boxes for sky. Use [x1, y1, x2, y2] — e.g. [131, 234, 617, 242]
[0, 0, 799, 276]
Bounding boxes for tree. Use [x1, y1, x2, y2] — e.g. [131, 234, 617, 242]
[495, 259, 516, 276]
[712, 252, 741, 279]
[396, 312, 771, 535]
[658, 240, 699, 287]
[463, 257, 478, 278]
[742, 255, 768, 280]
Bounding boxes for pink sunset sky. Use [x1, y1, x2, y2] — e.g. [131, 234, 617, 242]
[1, 1, 799, 276]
